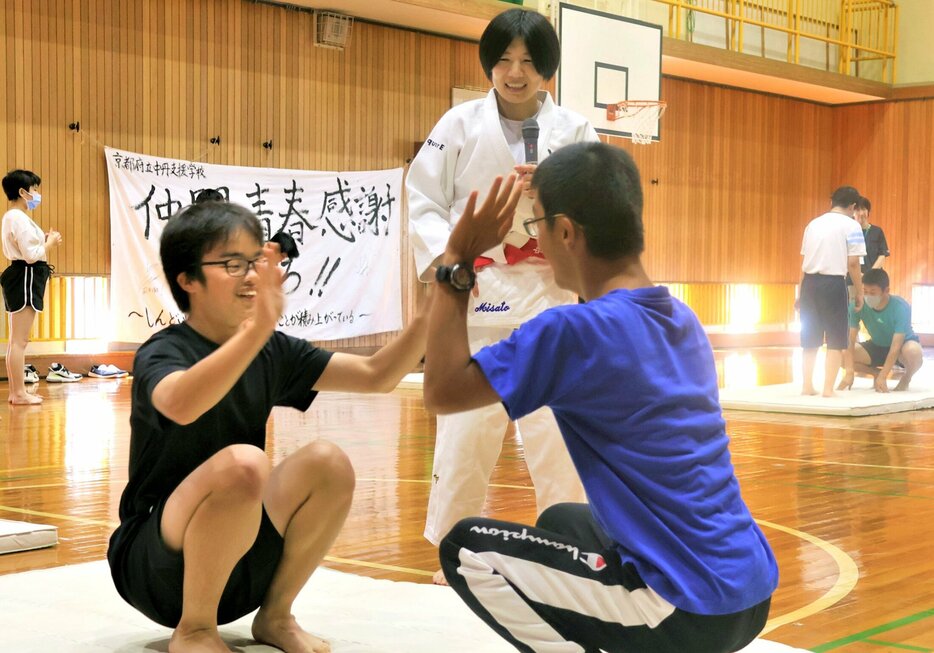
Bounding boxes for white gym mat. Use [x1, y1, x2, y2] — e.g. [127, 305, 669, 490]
[0, 560, 807, 652]
[0, 519, 57, 555]
[408, 369, 934, 417]
[720, 374, 934, 416]
[397, 372, 424, 389]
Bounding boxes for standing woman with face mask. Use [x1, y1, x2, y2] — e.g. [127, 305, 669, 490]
[1, 170, 62, 404]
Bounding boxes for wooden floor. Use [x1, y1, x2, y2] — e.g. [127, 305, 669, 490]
[2, 347, 934, 651]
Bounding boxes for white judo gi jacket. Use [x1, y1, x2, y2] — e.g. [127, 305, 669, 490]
[407, 89, 599, 328]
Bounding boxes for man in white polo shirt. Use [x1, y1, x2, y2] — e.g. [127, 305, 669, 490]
[800, 186, 866, 397]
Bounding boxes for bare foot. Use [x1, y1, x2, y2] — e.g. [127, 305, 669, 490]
[821, 390, 836, 398]
[168, 626, 233, 653]
[9, 394, 43, 405]
[894, 378, 911, 391]
[802, 387, 819, 396]
[432, 568, 449, 586]
[252, 611, 330, 653]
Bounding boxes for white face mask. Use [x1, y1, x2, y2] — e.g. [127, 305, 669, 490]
[864, 294, 883, 310]
[23, 190, 42, 210]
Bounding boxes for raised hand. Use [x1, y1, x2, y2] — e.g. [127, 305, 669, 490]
[446, 175, 523, 262]
[245, 243, 285, 334]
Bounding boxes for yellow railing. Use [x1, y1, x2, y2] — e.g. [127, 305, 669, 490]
[656, 0, 898, 82]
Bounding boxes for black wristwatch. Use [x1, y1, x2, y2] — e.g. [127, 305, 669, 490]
[435, 263, 476, 292]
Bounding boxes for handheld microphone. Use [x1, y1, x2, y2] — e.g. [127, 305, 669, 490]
[521, 119, 539, 164]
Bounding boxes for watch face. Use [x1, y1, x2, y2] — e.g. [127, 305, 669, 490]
[451, 266, 474, 290]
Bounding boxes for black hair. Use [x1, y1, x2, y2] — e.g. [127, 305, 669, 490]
[269, 231, 300, 260]
[831, 186, 860, 209]
[160, 202, 264, 312]
[194, 188, 226, 204]
[856, 196, 871, 213]
[862, 268, 889, 291]
[2, 169, 41, 201]
[531, 142, 644, 260]
[479, 9, 560, 81]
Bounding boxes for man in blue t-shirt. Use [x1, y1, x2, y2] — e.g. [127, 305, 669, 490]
[423, 142, 777, 653]
[839, 268, 923, 393]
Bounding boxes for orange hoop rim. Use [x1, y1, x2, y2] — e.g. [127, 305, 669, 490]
[607, 100, 667, 108]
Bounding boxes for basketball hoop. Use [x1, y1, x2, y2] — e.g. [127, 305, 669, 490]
[606, 100, 667, 144]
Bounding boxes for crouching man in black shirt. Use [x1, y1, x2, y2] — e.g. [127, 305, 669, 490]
[108, 202, 427, 653]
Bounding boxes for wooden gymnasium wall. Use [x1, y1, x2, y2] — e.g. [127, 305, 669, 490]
[832, 99, 934, 295]
[0, 0, 931, 348]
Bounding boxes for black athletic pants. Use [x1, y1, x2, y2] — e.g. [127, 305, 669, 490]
[439, 503, 770, 653]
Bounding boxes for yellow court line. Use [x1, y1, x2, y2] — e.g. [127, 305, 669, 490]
[356, 477, 533, 491]
[0, 483, 73, 491]
[0, 505, 117, 528]
[0, 464, 64, 474]
[731, 423, 934, 439]
[0, 481, 125, 491]
[733, 452, 934, 473]
[323, 555, 434, 578]
[731, 429, 934, 451]
[756, 518, 860, 635]
[0, 478, 530, 492]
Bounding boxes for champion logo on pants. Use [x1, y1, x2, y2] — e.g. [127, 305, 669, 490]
[468, 525, 608, 572]
[578, 551, 607, 572]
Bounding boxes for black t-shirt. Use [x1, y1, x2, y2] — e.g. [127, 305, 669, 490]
[108, 323, 332, 564]
[862, 224, 889, 273]
[847, 224, 890, 284]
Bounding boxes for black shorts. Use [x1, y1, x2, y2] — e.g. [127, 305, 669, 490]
[0, 260, 52, 312]
[799, 273, 848, 350]
[859, 340, 909, 369]
[108, 499, 285, 628]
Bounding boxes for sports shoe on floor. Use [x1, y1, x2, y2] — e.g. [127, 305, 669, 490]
[47, 363, 83, 383]
[24, 364, 39, 384]
[89, 364, 128, 379]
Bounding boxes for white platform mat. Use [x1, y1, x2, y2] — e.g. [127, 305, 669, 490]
[0, 560, 807, 653]
[0, 519, 57, 555]
[720, 374, 934, 416]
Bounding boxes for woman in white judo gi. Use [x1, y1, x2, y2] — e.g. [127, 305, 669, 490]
[406, 8, 598, 582]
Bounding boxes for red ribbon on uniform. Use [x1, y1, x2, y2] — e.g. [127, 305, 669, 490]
[474, 239, 544, 271]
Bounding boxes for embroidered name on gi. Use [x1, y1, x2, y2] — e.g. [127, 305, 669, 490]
[425, 139, 445, 151]
[474, 301, 510, 313]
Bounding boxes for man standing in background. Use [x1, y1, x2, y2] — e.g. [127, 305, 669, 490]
[799, 186, 866, 397]
[846, 196, 889, 300]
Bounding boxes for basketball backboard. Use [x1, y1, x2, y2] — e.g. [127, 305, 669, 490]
[557, 3, 663, 142]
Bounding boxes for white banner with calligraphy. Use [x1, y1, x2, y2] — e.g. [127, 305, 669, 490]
[106, 147, 403, 343]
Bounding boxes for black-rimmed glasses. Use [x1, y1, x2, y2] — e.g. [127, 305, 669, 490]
[199, 256, 263, 277]
[522, 215, 553, 238]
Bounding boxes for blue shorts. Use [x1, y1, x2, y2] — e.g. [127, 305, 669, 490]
[800, 274, 848, 350]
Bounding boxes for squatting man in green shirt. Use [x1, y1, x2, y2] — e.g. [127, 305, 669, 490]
[838, 268, 923, 393]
